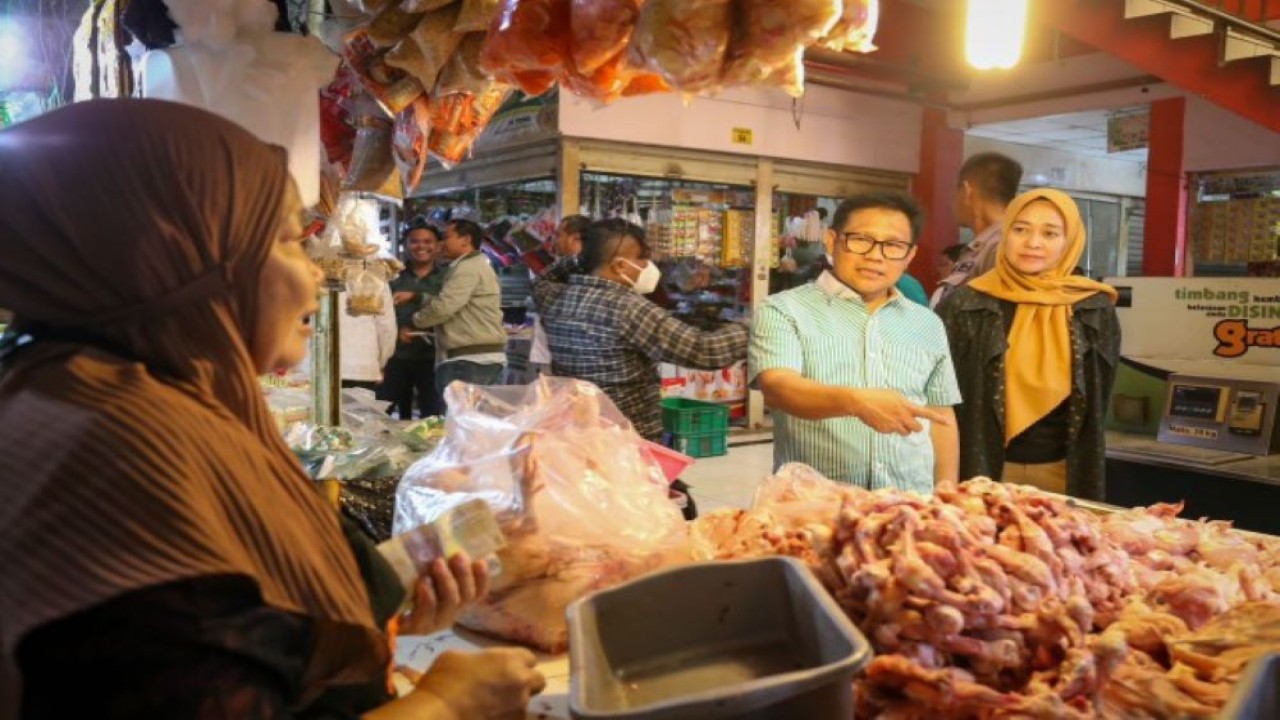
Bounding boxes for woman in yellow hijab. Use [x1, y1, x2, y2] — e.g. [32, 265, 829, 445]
[937, 188, 1120, 499]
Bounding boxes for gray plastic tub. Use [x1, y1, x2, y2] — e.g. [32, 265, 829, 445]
[1221, 653, 1280, 719]
[567, 557, 872, 720]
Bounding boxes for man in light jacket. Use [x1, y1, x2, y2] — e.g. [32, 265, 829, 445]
[412, 218, 506, 392]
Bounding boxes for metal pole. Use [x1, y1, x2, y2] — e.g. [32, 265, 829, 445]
[747, 158, 774, 431]
[311, 282, 342, 426]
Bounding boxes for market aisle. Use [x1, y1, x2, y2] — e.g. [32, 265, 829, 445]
[682, 441, 774, 513]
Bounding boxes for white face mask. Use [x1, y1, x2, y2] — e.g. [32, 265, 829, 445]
[621, 259, 661, 295]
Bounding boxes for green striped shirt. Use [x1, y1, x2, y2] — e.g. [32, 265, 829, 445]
[749, 272, 961, 493]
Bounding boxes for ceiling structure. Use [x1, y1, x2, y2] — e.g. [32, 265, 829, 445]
[965, 108, 1151, 164]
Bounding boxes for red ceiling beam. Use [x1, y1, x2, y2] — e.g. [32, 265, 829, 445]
[1036, 0, 1280, 132]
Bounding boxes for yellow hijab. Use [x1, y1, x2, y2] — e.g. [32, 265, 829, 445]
[968, 188, 1118, 443]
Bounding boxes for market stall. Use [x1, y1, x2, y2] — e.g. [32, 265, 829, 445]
[388, 377, 1280, 718]
[1103, 277, 1280, 533]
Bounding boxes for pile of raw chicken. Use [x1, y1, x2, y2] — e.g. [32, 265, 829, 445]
[693, 464, 1280, 718]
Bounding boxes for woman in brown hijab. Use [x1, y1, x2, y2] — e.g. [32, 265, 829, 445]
[0, 99, 543, 719]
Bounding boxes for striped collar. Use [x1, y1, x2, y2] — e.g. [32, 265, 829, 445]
[815, 270, 903, 308]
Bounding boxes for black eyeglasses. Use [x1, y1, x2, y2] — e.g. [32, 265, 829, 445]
[840, 233, 915, 260]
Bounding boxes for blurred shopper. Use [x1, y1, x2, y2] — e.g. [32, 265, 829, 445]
[388, 218, 448, 418]
[529, 214, 591, 372]
[412, 219, 506, 393]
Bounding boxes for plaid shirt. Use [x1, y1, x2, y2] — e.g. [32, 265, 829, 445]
[532, 258, 748, 440]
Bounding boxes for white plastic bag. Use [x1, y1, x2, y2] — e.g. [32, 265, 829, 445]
[394, 377, 691, 651]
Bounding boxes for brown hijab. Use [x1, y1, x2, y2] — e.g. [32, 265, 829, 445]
[0, 100, 385, 703]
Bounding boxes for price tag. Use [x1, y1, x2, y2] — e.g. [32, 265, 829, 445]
[731, 127, 754, 145]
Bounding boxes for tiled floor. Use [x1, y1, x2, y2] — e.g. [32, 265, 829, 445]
[682, 440, 775, 513]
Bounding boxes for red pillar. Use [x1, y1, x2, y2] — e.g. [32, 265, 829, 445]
[913, 106, 964, 292]
[1144, 97, 1189, 277]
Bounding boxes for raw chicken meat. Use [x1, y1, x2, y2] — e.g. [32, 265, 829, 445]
[692, 464, 1280, 718]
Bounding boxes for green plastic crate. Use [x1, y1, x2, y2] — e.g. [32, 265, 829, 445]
[661, 398, 730, 435]
[667, 430, 728, 458]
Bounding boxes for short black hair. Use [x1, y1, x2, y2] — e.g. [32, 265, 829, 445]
[403, 217, 440, 240]
[448, 218, 484, 249]
[404, 214, 435, 234]
[559, 214, 591, 237]
[942, 243, 967, 262]
[958, 152, 1023, 205]
[830, 192, 926, 244]
[579, 218, 648, 274]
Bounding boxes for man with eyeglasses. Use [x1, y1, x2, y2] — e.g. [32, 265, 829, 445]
[750, 192, 961, 492]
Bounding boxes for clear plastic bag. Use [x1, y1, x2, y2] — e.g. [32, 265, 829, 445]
[346, 262, 390, 316]
[394, 377, 691, 651]
[629, 0, 732, 93]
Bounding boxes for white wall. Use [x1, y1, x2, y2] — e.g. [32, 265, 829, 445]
[557, 84, 924, 173]
[1183, 95, 1280, 172]
[963, 135, 1148, 198]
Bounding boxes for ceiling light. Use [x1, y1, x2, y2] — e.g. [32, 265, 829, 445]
[965, 0, 1028, 70]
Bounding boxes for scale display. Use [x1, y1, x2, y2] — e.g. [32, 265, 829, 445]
[1158, 375, 1280, 456]
[1169, 384, 1227, 420]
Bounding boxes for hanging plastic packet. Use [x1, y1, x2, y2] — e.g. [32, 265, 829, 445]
[378, 498, 508, 596]
[630, 0, 732, 93]
[367, 3, 426, 48]
[821, 0, 880, 53]
[479, 0, 572, 95]
[569, 0, 641, 76]
[343, 101, 404, 201]
[722, 0, 839, 88]
[385, 2, 463, 91]
[346, 262, 389, 316]
[455, 0, 501, 33]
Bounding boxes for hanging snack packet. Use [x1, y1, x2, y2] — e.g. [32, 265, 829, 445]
[454, 0, 501, 33]
[629, 0, 732, 93]
[569, 0, 641, 76]
[385, 3, 464, 91]
[434, 32, 489, 97]
[722, 0, 838, 88]
[479, 0, 572, 90]
[367, 3, 425, 48]
[821, 0, 880, 53]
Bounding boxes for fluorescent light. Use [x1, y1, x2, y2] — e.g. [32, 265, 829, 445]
[0, 17, 27, 88]
[965, 0, 1028, 70]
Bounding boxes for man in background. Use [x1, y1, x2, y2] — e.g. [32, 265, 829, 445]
[412, 218, 507, 392]
[388, 217, 448, 417]
[933, 152, 1023, 306]
[529, 214, 591, 371]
